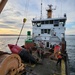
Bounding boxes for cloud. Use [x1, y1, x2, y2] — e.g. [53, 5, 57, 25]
[66, 28, 75, 35]
[0, 0, 75, 35]
[0, 24, 12, 29]
[65, 22, 75, 35]
[0, 28, 19, 34]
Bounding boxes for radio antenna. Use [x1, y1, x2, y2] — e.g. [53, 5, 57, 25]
[40, 0, 42, 19]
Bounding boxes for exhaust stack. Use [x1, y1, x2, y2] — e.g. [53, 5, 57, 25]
[46, 5, 55, 18]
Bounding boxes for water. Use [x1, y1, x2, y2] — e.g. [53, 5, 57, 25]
[66, 35, 75, 75]
[0, 36, 26, 53]
[0, 35, 75, 75]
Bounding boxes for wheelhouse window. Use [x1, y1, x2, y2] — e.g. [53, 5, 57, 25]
[41, 20, 53, 24]
[48, 29, 50, 34]
[41, 21, 44, 24]
[59, 22, 64, 26]
[44, 20, 53, 24]
[32, 22, 36, 26]
[45, 21, 49, 24]
[32, 20, 54, 25]
[37, 23, 41, 27]
[41, 29, 51, 34]
[41, 29, 44, 34]
[32, 21, 41, 27]
[54, 24, 59, 27]
[54, 20, 59, 27]
[45, 29, 47, 33]
[50, 20, 53, 24]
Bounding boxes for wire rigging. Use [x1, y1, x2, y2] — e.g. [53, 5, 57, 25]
[16, 0, 30, 45]
[24, 0, 30, 18]
[61, 0, 62, 16]
[40, 0, 42, 19]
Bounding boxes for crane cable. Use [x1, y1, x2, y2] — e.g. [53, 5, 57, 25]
[16, 0, 30, 45]
[61, 0, 62, 16]
[16, 0, 27, 45]
[24, 0, 29, 18]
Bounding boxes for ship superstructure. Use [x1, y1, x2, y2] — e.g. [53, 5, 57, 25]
[32, 5, 67, 48]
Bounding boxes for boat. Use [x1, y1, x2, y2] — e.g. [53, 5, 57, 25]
[0, 0, 70, 75]
[24, 4, 70, 75]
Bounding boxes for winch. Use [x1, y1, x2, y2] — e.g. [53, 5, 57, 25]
[0, 52, 25, 75]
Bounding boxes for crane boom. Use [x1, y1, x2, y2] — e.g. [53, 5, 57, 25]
[0, 0, 8, 13]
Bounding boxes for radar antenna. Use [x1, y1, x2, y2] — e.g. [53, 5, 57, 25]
[40, 0, 42, 19]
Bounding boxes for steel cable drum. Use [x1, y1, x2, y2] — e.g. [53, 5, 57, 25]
[0, 54, 23, 75]
[8, 44, 37, 64]
[19, 48, 37, 64]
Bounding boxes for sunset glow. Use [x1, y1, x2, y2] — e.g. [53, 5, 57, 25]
[0, 0, 75, 35]
[0, 28, 19, 34]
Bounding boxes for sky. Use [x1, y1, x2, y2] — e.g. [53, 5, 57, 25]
[0, 0, 75, 35]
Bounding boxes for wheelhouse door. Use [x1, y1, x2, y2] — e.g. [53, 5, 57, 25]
[46, 42, 49, 47]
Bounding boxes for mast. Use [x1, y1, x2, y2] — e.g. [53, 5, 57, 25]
[0, 0, 8, 13]
[40, 0, 42, 19]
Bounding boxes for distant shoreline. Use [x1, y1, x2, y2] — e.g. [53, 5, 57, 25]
[66, 35, 75, 36]
[0, 34, 75, 36]
[0, 34, 26, 36]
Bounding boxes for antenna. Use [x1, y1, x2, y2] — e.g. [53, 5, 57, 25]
[40, 0, 42, 19]
[61, 0, 62, 16]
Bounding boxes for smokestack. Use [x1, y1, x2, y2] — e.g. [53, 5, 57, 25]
[46, 5, 55, 18]
[46, 5, 53, 18]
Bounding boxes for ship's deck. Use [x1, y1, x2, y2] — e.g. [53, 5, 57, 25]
[25, 49, 62, 75]
[26, 58, 61, 75]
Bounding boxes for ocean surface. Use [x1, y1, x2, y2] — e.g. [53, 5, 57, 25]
[0, 35, 75, 75]
[66, 35, 75, 75]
